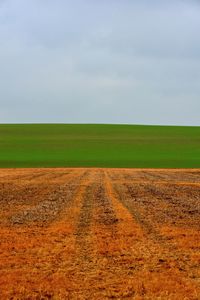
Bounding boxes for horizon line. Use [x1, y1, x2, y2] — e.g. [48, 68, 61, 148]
[0, 123, 199, 127]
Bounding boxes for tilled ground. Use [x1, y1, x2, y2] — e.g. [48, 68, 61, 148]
[0, 168, 199, 299]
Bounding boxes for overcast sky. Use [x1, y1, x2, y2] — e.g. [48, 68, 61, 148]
[0, 0, 200, 125]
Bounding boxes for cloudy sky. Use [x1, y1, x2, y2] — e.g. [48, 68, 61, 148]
[0, 0, 200, 125]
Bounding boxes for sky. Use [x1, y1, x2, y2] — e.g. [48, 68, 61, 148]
[0, 0, 200, 125]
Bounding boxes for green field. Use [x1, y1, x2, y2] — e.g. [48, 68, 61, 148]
[0, 124, 200, 168]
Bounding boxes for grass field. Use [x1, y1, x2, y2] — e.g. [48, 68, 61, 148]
[0, 124, 200, 168]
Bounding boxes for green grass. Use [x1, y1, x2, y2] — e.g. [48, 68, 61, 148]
[0, 124, 200, 168]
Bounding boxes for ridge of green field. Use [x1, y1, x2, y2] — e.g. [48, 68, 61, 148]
[0, 124, 199, 168]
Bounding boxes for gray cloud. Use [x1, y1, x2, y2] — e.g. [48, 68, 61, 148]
[0, 0, 200, 125]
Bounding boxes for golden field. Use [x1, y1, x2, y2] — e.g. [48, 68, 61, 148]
[0, 168, 199, 299]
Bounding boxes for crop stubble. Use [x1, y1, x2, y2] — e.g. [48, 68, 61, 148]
[0, 168, 199, 299]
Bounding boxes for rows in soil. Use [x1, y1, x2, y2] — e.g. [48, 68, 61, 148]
[0, 168, 199, 299]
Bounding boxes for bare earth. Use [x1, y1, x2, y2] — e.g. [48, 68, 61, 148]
[0, 168, 200, 299]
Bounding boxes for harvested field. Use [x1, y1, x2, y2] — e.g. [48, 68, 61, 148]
[0, 168, 200, 299]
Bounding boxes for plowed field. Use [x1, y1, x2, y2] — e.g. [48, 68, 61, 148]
[0, 168, 200, 299]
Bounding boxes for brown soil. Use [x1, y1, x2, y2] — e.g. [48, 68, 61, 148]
[0, 168, 199, 299]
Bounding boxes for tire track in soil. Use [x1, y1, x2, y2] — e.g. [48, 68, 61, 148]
[73, 170, 102, 264]
[94, 171, 145, 299]
[92, 171, 119, 259]
[68, 170, 122, 299]
[113, 181, 189, 259]
[75, 184, 95, 262]
[112, 181, 168, 245]
[64, 172, 100, 299]
[67, 170, 120, 299]
[106, 171, 200, 299]
[115, 178, 199, 249]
